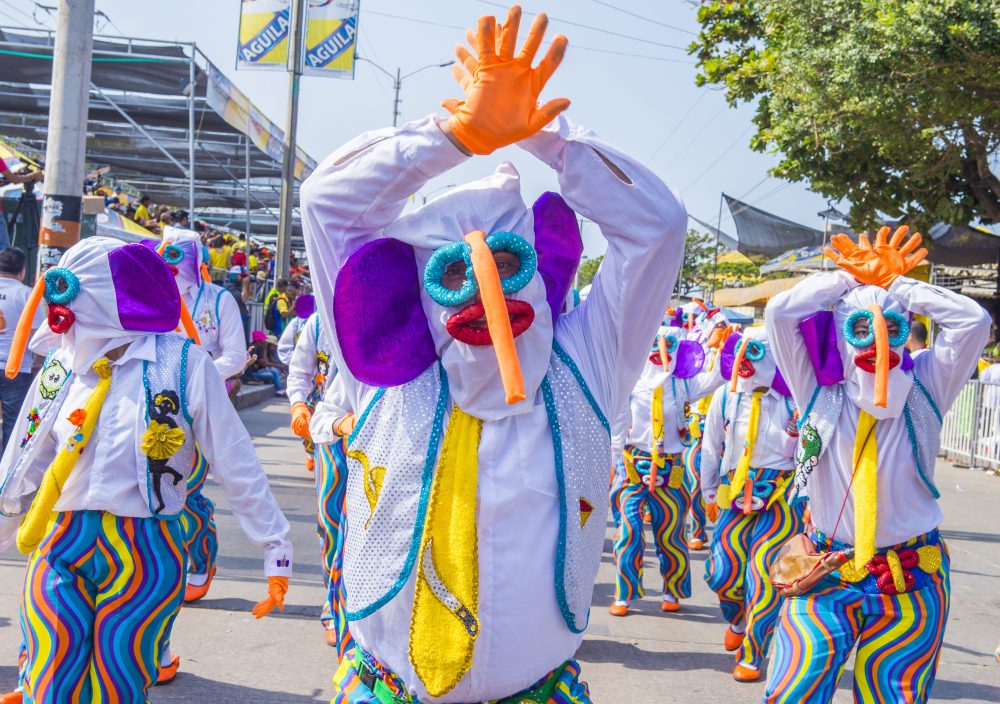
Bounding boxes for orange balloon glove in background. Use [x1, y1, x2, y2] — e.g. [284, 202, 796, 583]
[706, 502, 719, 523]
[252, 576, 289, 619]
[442, 5, 569, 155]
[824, 226, 927, 289]
[290, 402, 313, 441]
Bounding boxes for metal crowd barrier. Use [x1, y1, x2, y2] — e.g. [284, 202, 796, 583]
[939, 379, 1000, 471]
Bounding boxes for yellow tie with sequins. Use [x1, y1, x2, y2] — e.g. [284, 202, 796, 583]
[852, 410, 879, 570]
[17, 357, 113, 554]
[720, 390, 763, 511]
[410, 406, 482, 698]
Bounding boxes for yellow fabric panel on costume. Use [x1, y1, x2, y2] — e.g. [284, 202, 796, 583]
[410, 406, 482, 698]
[852, 410, 879, 570]
[17, 358, 113, 554]
[723, 390, 763, 511]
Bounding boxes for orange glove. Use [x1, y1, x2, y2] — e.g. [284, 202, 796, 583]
[290, 402, 312, 441]
[333, 413, 357, 438]
[705, 502, 719, 523]
[802, 506, 813, 527]
[442, 5, 569, 154]
[252, 576, 288, 619]
[823, 226, 927, 289]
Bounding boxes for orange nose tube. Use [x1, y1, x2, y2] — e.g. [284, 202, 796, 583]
[869, 304, 889, 408]
[658, 334, 670, 373]
[730, 337, 748, 393]
[465, 230, 525, 405]
[201, 262, 211, 283]
[6, 277, 45, 379]
[179, 297, 202, 346]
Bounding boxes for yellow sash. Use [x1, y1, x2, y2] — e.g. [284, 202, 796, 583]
[852, 410, 879, 570]
[718, 390, 763, 511]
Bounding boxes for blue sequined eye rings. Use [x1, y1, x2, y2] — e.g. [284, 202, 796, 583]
[844, 308, 910, 349]
[663, 335, 679, 353]
[423, 232, 538, 307]
[163, 244, 185, 266]
[43, 267, 80, 306]
[744, 339, 766, 362]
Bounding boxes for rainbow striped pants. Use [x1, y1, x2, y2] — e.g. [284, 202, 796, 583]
[179, 447, 217, 576]
[20, 511, 185, 704]
[704, 471, 803, 668]
[316, 439, 353, 657]
[609, 459, 627, 528]
[764, 532, 950, 703]
[682, 440, 707, 542]
[612, 453, 690, 602]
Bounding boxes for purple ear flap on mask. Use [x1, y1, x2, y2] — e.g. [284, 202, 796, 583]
[532, 192, 582, 324]
[772, 368, 792, 397]
[799, 311, 845, 385]
[719, 333, 741, 382]
[107, 243, 180, 332]
[901, 348, 915, 372]
[673, 340, 706, 379]
[334, 238, 437, 387]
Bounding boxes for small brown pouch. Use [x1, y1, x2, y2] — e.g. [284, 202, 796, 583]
[769, 533, 853, 598]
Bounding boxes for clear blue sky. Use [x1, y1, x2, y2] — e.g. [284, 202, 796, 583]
[5, 0, 848, 256]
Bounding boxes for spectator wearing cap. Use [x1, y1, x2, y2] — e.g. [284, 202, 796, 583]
[246, 330, 286, 395]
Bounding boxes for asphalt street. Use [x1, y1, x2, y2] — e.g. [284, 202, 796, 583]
[1, 399, 999, 702]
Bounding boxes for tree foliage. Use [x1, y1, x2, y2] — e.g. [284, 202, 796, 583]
[576, 255, 603, 288]
[678, 228, 769, 294]
[690, 1, 1000, 227]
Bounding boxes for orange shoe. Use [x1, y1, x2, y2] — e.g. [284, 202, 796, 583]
[724, 625, 744, 651]
[157, 655, 180, 685]
[688, 538, 705, 551]
[184, 566, 216, 603]
[641, 507, 651, 523]
[325, 627, 339, 648]
[0, 691, 23, 704]
[306, 457, 315, 472]
[660, 599, 680, 613]
[608, 603, 629, 617]
[733, 663, 761, 682]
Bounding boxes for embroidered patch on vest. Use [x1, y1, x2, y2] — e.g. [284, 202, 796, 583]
[38, 360, 68, 400]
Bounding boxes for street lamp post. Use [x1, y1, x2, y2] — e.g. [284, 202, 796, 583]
[356, 56, 455, 126]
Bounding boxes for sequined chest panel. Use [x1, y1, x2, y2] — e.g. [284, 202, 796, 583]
[341, 345, 611, 632]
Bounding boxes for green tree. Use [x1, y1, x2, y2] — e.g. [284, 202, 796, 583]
[677, 227, 717, 294]
[576, 255, 603, 288]
[690, 1, 1000, 227]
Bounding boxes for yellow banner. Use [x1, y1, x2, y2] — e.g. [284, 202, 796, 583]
[303, 0, 359, 78]
[237, 0, 290, 70]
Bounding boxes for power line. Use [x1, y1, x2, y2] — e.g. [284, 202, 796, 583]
[475, 0, 689, 51]
[364, 8, 690, 64]
[0, 0, 36, 25]
[0, 6, 24, 26]
[680, 124, 753, 193]
[590, 0, 696, 36]
[660, 103, 727, 170]
[648, 91, 707, 163]
[736, 174, 771, 201]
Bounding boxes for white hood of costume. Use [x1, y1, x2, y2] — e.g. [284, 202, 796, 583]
[384, 163, 553, 421]
[731, 325, 778, 394]
[160, 226, 205, 296]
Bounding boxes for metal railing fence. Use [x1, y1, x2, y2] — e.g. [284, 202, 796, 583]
[939, 380, 1000, 471]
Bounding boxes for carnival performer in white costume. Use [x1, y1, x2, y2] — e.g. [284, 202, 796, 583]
[300, 6, 687, 701]
[278, 294, 316, 365]
[609, 323, 722, 617]
[700, 326, 802, 683]
[0, 238, 291, 704]
[763, 228, 990, 703]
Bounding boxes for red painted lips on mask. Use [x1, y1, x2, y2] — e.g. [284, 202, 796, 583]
[446, 299, 535, 346]
[738, 358, 755, 378]
[854, 349, 901, 373]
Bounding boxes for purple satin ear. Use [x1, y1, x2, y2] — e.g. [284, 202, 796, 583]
[673, 340, 706, 379]
[772, 368, 792, 397]
[901, 348, 914, 372]
[107, 243, 180, 332]
[295, 294, 315, 319]
[334, 238, 436, 387]
[532, 192, 582, 324]
[799, 311, 844, 385]
[669, 308, 685, 328]
[719, 333, 742, 382]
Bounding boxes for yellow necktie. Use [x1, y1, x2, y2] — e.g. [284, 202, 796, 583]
[18, 357, 113, 554]
[720, 390, 763, 511]
[410, 406, 482, 698]
[650, 386, 664, 489]
[852, 410, 879, 570]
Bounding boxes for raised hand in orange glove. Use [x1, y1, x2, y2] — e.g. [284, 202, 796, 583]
[823, 225, 928, 289]
[442, 5, 569, 155]
[290, 402, 312, 441]
[252, 576, 289, 619]
[333, 413, 356, 438]
[705, 502, 719, 523]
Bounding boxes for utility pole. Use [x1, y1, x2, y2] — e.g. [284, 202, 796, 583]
[392, 67, 401, 126]
[38, 0, 95, 272]
[276, 0, 305, 284]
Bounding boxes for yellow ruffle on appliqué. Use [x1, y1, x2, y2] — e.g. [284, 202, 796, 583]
[141, 420, 185, 460]
[917, 545, 943, 574]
